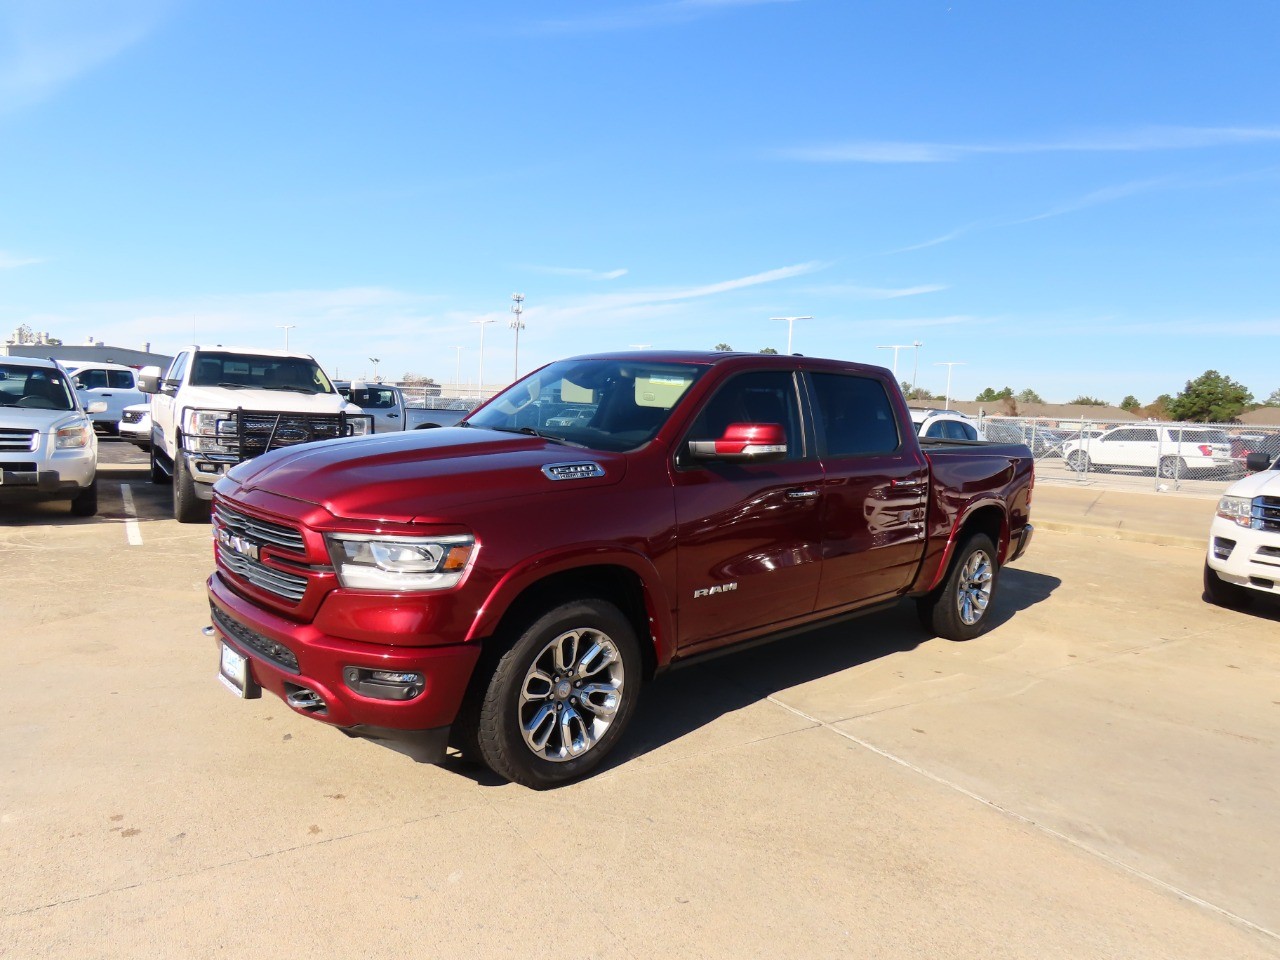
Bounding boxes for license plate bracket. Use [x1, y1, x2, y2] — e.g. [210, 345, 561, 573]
[218, 642, 262, 699]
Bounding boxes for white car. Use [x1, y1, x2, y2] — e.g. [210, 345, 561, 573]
[910, 409, 985, 442]
[1204, 453, 1280, 608]
[64, 362, 147, 434]
[0, 356, 102, 516]
[118, 403, 152, 449]
[1062, 425, 1233, 478]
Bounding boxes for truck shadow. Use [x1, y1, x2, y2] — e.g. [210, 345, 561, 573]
[444, 567, 1060, 786]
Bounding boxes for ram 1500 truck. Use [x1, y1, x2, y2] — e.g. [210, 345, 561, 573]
[206, 351, 1034, 787]
[139, 347, 372, 523]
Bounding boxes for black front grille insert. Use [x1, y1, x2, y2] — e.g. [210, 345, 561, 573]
[211, 605, 300, 673]
[121, 410, 146, 424]
[214, 503, 306, 552]
[236, 411, 353, 458]
[0, 428, 37, 453]
[1257, 497, 1280, 533]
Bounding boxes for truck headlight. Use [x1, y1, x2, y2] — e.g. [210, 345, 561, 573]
[55, 423, 92, 449]
[1216, 495, 1256, 528]
[185, 408, 235, 436]
[325, 533, 476, 591]
[346, 415, 373, 437]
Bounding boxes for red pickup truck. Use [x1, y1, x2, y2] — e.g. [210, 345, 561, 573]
[207, 352, 1033, 787]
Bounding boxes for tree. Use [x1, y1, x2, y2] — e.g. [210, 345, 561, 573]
[901, 382, 936, 402]
[1143, 394, 1173, 420]
[1167, 370, 1253, 422]
[1119, 395, 1141, 412]
[974, 386, 1013, 402]
[714, 343, 733, 351]
[1016, 388, 1043, 404]
[759, 346, 778, 355]
[1068, 395, 1107, 406]
[1266, 388, 1280, 406]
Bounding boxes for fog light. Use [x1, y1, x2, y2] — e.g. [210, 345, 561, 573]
[1213, 537, 1236, 560]
[343, 666, 424, 701]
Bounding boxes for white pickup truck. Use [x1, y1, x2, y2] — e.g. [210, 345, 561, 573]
[1204, 450, 1280, 608]
[332, 381, 470, 432]
[139, 346, 371, 522]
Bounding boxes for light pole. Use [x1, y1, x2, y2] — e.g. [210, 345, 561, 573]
[934, 361, 966, 410]
[910, 340, 923, 395]
[510, 293, 525, 380]
[471, 318, 496, 393]
[875, 343, 914, 380]
[368, 357, 381, 381]
[769, 316, 812, 354]
[452, 346, 463, 390]
[276, 324, 296, 352]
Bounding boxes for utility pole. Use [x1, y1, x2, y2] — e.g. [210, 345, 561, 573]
[875, 343, 914, 379]
[510, 293, 525, 380]
[910, 340, 923, 394]
[452, 346, 463, 391]
[471, 318, 496, 394]
[276, 324, 296, 352]
[934, 361, 966, 410]
[769, 316, 812, 354]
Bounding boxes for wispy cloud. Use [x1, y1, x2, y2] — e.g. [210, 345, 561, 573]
[782, 126, 1280, 164]
[0, 0, 170, 113]
[521, 264, 629, 281]
[799, 282, 947, 300]
[532, 0, 797, 35]
[0, 250, 43, 269]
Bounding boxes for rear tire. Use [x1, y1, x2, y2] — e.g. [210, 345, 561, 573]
[173, 452, 210, 524]
[1203, 561, 1253, 608]
[916, 533, 999, 641]
[475, 599, 642, 788]
[1066, 450, 1090, 473]
[1158, 456, 1183, 480]
[69, 477, 98, 517]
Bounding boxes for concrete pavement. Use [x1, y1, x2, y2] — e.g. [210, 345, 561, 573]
[1032, 479, 1218, 548]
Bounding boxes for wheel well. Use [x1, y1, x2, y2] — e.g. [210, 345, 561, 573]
[958, 504, 1006, 557]
[487, 565, 658, 680]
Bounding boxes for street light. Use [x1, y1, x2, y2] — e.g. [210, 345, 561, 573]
[910, 340, 923, 394]
[510, 293, 525, 380]
[471, 318, 496, 393]
[875, 343, 914, 380]
[452, 346, 463, 389]
[276, 324, 296, 352]
[934, 361, 966, 410]
[769, 316, 812, 354]
[368, 357, 381, 381]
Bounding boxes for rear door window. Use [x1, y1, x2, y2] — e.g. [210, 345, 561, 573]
[809, 373, 900, 457]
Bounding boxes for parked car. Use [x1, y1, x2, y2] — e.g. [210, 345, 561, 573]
[0, 356, 103, 516]
[1061, 425, 1234, 478]
[118, 403, 152, 450]
[1229, 432, 1280, 473]
[544, 405, 597, 429]
[909, 408, 985, 442]
[64, 362, 147, 435]
[333, 381, 468, 431]
[206, 351, 1034, 788]
[1203, 449, 1280, 608]
[982, 420, 1067, 457]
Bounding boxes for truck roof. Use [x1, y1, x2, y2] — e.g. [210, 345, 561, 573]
[567, 349, 893, 378]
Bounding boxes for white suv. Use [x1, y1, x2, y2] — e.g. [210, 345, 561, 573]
[910, 409, 985, 442]
[0, 356, 102, 516]
[1062, 425, 1233, 479]
[1204, 453, 1280, 608]
[64, 362, 147, 434]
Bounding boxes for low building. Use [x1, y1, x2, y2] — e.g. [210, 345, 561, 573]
[1, 341, 173, 371]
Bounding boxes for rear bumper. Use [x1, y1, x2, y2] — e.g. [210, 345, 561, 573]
[207, 571, 481, 761]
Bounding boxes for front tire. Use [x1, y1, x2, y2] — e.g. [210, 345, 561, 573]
[916, 533, 999, 641]
[1066, 450, 1090, 473]
[476, 599, 642, 788]
[1203, 561, 1253, 608]
[173, 451, 210, 523]
[69, 477, 98, 517]
[1158, 456, 1183, 480]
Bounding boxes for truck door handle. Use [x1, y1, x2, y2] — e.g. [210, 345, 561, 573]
[387, 413, 399, 418]
[787, 489, 819, 500]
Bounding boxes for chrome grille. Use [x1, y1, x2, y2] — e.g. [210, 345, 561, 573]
[211, 605, 300, 673]
[237, 412, 351, 457]
[1257, 497, 1280, 533]
[0, 428, 37, 453]
[218, 550, 308, 602]
[214, 503, 306, 552]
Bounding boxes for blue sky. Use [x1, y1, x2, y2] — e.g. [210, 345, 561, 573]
[2, 0, 1278, 402]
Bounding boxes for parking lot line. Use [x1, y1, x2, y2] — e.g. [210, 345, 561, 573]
[120, 483, 143, 546]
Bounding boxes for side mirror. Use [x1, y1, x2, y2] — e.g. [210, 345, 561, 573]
[137, 366, 163, 394]
[86, 401, 108, 414]
[1246, 452, 1272, 473]
[689, 422, 787, 462]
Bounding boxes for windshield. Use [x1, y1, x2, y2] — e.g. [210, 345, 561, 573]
[0, 364, 76, 411]
[466, 358, 707, 452]
[189, 352, 334, 394]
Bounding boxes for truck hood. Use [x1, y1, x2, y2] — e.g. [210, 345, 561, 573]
[1224, 468, 1280, 499]
[221, 426, 628, 523]
[179, 386, 357, 415]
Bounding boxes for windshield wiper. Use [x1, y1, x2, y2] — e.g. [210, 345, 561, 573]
[260, 386, 319, 394]
[486, 425, 586, 448]
[215, 382, 248, 389]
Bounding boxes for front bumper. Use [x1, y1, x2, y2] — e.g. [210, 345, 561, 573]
[0, 450, 96, 502]
[207, 571, 481, 761]
[1206, 517, 1280, 595]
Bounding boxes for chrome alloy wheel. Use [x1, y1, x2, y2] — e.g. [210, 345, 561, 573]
[956, 548, 993, 626]
[518, 627, 625, 762]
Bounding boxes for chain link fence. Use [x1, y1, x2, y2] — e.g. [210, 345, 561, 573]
[976, 415, 1280, 493]
[391, 383, 497, 414]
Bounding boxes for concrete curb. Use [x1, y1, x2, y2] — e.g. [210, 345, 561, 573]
[1035, 519, 1204, 551]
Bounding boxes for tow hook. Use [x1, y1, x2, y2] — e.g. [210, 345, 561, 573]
[201, 625, 216, 637]
[286, 687, 326, 712]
